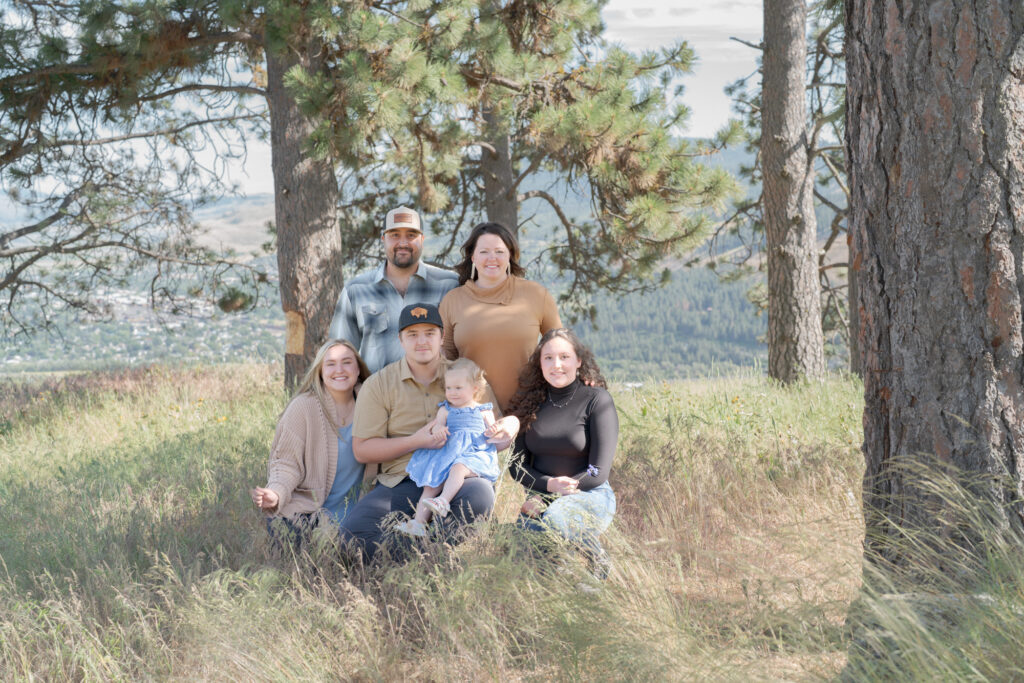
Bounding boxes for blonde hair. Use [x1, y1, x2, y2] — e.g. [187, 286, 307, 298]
[290, 339, 371, 430]
[444, 357, 488, 402]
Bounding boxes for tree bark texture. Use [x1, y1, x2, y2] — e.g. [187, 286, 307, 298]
[849, 245, 863, 376]
[266, 42, 342, 389]
[481, 107, 519, 236]
[846, 0, 1024, 563]
[762, 0, 826, 383]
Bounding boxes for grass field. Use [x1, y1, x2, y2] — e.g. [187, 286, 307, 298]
[2, 366, 1020, 680]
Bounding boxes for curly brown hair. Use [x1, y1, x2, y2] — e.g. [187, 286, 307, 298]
[454, 222, 527, 285]
[507, 328, 607, 432]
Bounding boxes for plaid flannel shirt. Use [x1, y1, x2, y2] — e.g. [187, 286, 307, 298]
[328, 261, 458, 373]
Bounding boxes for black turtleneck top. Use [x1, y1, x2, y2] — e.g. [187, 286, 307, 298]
[510, 378, 618, 493]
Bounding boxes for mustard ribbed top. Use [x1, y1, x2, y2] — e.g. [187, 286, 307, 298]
[440, 276, 562, 410]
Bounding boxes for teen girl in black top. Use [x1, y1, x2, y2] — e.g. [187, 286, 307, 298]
[508, 328, 618, 575]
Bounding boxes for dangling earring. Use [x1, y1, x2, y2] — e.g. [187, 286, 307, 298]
[471, 263, 478, 280]
[506, 263, 511, 276]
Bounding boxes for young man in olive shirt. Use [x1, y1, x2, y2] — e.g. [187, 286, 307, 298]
[341, 303, 518, 561]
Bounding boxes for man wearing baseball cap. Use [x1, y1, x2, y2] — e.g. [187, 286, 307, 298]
[328, 206, 458, 373]
[340, 303, 519, 561]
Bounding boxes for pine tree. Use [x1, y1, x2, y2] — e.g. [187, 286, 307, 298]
[760, 0, 824, 381]
[712, 0, 850, 377]
[1, 0, 738, 384]
[848, 0, 1024, 568]
[299, 0, 740, 317]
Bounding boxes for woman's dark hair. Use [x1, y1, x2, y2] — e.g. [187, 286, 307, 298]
[508, 328, 607, 432]
[454, 222, 526, 285]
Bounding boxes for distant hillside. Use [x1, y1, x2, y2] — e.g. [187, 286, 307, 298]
[3, 142, 773, 376]
[2, 263, 765, 378]
[194, 194, 276, 255]
[575, 267, 765, 379]
[185, 139, 753, 257]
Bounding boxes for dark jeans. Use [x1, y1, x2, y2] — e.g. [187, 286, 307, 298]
[339, 476, 495, 562]
[265, 511, 326, 555]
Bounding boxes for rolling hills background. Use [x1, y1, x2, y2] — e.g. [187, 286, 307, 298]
[1, 249, 766, 379]
[5, 144, 852, 377]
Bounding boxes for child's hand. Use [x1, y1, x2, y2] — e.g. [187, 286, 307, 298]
[414, 420, 447, 448]
[485, 415, 519, 446]
[430, 423, 450, 438]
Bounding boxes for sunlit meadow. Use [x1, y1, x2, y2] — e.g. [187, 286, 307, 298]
[3, 366, 1021, 679]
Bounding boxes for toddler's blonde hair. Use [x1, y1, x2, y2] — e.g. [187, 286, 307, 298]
[444, 357, 488, 401]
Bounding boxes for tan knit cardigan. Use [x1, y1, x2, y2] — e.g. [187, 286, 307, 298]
[264, 392, 375, 519]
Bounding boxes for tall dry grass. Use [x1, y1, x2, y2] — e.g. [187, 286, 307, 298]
[3, 365, 963, 680]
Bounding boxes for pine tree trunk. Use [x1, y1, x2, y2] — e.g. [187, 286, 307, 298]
[846, 0, 1024, 565]
[481, 107, 518, 236]
[762, 0, 826, 383]
[848, 253, 862, 376]
[266, 43, 342, 389]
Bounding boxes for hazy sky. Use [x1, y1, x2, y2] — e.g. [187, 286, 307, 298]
[602, 0, 762, 137]
[226, 1, 764, 195]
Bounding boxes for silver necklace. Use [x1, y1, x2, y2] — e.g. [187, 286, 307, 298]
[548, 382, 579, 408]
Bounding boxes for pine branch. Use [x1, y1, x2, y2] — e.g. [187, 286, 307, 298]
[1, 114, 264, 165]
[136, 84, 266, 102]
[506, 153, 544, 200]
[370, 3, 426, 30]
[0, 193, 79, 250]
[0, 31, 259, 89]
[459, 68, 524, 92]
[730, 37, 763, 51]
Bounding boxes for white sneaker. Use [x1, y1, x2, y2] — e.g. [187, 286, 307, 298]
[395, 519, 428, 537]
[423, 497, 450, 518]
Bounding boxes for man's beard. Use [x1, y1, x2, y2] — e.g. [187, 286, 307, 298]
[389, 248, 418, 268]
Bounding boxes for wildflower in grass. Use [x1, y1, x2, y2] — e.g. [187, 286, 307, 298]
[587, 464, 600, 478]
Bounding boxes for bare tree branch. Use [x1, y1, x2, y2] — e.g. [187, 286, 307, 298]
[820, 152, 850, 200]
[0, 193, 79, 250]
[461, 140, 499, 156]
[2, 114, 264, 165]
[506, 153, 545, 199]
[519, 188, 574, 233]
[730, 36, 763, 51]
[136, 83, 266, 102]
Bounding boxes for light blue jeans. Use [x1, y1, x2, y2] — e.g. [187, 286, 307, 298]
[540, 481, 616, 542]
[516, 481, 616, 579]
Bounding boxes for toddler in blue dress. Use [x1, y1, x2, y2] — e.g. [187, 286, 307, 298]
[397, 358, 500, 537]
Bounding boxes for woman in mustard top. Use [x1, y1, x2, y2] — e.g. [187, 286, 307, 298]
[439, 222, 562, 411]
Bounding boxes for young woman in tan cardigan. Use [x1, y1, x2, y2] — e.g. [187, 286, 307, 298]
[250, 339, 372, 547]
